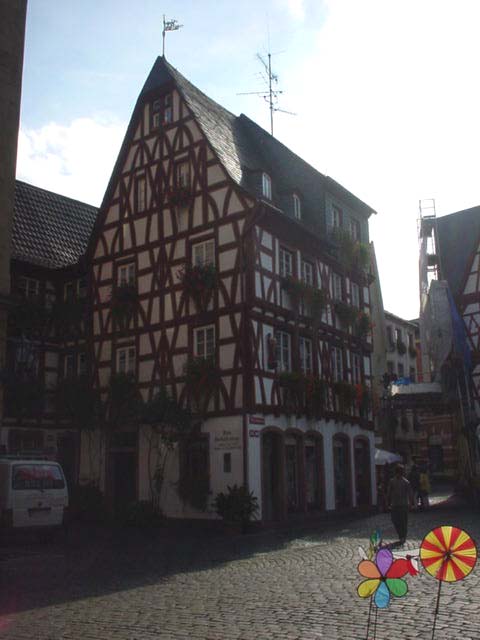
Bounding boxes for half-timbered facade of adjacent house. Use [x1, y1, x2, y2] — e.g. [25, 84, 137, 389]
[1, 180, 97, 489]
[86, 57, 377, 520]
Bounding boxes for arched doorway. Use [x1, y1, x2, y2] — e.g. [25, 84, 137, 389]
[305, 434, 324, 512]
[354, 437, 371, 507]
[333, 434, 351, 509]
[262, 430, 284, 521]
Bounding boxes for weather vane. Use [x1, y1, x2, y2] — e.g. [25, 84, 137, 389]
[162, 15, 183, 57]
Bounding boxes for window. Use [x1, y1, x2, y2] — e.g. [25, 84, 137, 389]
[351, 282, 360, 308]
[117, 346, 136, 374]
[408, 333, 414, 349]
[279, 248, 294, 278]
[17, 277, 39, 299]
[193, 239, 215, 267]
[135, 175, 146, 212]
[64, 281, 76, 301]
[175, 160, 190, 189]
[301, 260, 314, 286]
[409, 367, 416, 382]
[387, 326, 394, 347]
[194, 325, 215, 359]
[387, 361, 395, 376]
[164, 93, 173, 123]
[398, 363, 405, 378]
[293, 194, 301, 220]
[332, 272, 343, 300]
[395, 328, 402, 343]
[262, 172, 272, 200]
[274, 330, 291, 372]
[332, 205, 342, 228]
[349, 218, 360, 241]
[78, 352, 87, 376]
[78, 277, 87, 298]
[64, 353, 76, 378]
[331, 346, 344, 382]
[299, 337, 313, 374]
[118, 263, 135, 286]
[152, 93, 173, 127]
[12, 464, 65, 491]
[352, 353, 362, 384]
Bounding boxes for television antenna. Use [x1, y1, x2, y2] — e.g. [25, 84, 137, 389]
[238, 52, 296, 136]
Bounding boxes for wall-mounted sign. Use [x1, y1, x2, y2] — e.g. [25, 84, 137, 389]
[249, 430, 260, 438]
[213, 429, 241, 450]
[249, 415, 265, 425]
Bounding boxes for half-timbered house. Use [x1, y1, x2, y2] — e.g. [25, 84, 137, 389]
[1, 180, 98, 489]
[86, 57, 377, 520]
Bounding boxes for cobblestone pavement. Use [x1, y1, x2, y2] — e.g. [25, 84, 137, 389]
[0, 496, 478, 639]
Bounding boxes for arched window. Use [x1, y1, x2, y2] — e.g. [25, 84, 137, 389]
[293, 193, 301, 219]
[262, 172, 272, 200]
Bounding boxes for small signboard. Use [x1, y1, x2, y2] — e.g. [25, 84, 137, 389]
[213, 429, 241, 450]
[249, 415, 265, 425]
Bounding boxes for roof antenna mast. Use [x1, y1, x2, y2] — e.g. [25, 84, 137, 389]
[238, 50, 295, 136]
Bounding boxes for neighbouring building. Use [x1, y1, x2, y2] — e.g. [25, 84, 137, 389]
[0, 1, 27, 421]
[3, 57, 379, 520]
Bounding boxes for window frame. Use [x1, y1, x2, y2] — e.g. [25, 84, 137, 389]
[299, 337, 313, 375]
[194, 325, 215, 359]
[274, 330, 291, 372]
[279, 247, 294, 278]
[116, 346, 136, 375]
[293, 194, 302, 220]
[262, 172, 272, 200]
[331, 346, 344, 382]
[351, 282, 360, 308]
[17, 276, 40, 299]
[332, 272, 343, 301]
[301, 259, 314, 286]
[175, 159, 191, 189]
[349, 218, 360, 241]
[352, 353, 362, 385]
[192, 239, 215, 267]
[332, 205, 342, 228]
[118, 263, 136, 287]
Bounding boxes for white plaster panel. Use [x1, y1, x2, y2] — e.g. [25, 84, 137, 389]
[260, 252, 273, 271]
[138, 273, 152, 296]
[261, 230, 272, 250]
[164, 210, 173, 237]
[139, 333, 151, 357]
[219, 314, 233, 340]
[175, 324, 188, 349]
[228, 191, 244, 215]
[186, 119, 202, 143]
[102, 229, 116, 257]
[220, 343, 235, 370]
[219, 222, 235, 246]
[173, 353, 187, 378]
[135, 218, 147, 247]
[105, 204, 119, 225]
[255, 272, 262, 298]
[164, 292, 173, 322]
[193, 198, 203, 227]
[150, 298, 160, 324]
[173, 238, 186, 261]
[207, 164, 226, 186]
[472, 254, 479, 272]
[465, 274, 477, 295]
[219, 248, 237, 272]
[139, 360, 154, 384]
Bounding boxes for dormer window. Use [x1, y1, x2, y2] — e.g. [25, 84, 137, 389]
[152, 93, 173, 129]
[262, 172, 272, 200]
[293, 194, 301, 220]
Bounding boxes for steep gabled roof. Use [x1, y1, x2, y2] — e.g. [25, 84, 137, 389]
[13, 180, 98, 270]
[98, 57, 375, 232]
[436, 205, 480, 298]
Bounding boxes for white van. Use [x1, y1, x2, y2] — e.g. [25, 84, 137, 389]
[0, 459, 68, 532]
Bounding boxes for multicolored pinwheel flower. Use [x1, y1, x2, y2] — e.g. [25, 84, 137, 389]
[357, 548, 409, 608]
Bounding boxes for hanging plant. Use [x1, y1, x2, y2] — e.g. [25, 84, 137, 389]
[110, 284, 138, 331]
[331, 229, 370, 274]
[179, 263, 217, 313]
[167, 186, 192, 207]
[304, 375, 328, 418]
[304, 287, 328, 322]
[184, 356, 221, 414]
[333, 380, 356, 414]
[277, 371, 306, 415]
[334, 301, 358, 328]
[355, 311, 372, 340]
[396, 338, 407, 355]
[54, 298, 86, 339]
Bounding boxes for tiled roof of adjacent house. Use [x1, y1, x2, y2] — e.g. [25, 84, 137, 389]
[117, 56, 375, 228]
[436, 206, 480, 299]
[13, 180, 98, 269]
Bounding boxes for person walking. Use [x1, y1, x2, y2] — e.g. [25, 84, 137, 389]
[408, 462, 420, 508]
[387, 464, 414, 544]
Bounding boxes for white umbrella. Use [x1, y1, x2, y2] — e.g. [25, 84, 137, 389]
[375, 448, 402, 465]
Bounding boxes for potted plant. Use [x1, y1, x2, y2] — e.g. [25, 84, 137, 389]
[110, 283, 138, 331]
[305, 375, 327, 418]
[334, 301, 358, 328]
[333, 380, 356, 415]
[180, 263, 217, 313]
[355, 311, 372, 341]
[167, 186, 192, 207]
[213, 484, 259, 534]
[277, 371, 305, 415]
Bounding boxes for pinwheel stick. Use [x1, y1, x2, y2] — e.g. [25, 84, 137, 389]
[431, 580, 442, 640]
[365, 597, 373, 640]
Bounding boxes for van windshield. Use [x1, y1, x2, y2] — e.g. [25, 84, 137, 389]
[12, 464, 65, 490]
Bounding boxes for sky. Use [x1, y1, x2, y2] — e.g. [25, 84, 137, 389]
[16, 0, 480, 320]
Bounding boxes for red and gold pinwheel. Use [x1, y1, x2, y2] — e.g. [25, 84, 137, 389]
[420, 526, 477, 582]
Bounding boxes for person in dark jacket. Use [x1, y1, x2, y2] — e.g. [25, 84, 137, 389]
[387, 464, 414, 544]
[408, 462, 420, 507]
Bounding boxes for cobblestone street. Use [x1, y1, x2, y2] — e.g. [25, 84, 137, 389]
[0, 497, 478, 639]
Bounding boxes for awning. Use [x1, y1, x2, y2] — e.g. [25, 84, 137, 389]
[375, 448, 402, 466]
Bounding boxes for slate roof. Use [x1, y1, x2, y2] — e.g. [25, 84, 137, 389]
[13, 180, 98, 270]
[436, 206, 480, 298]
[101, 56, 375, 229]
